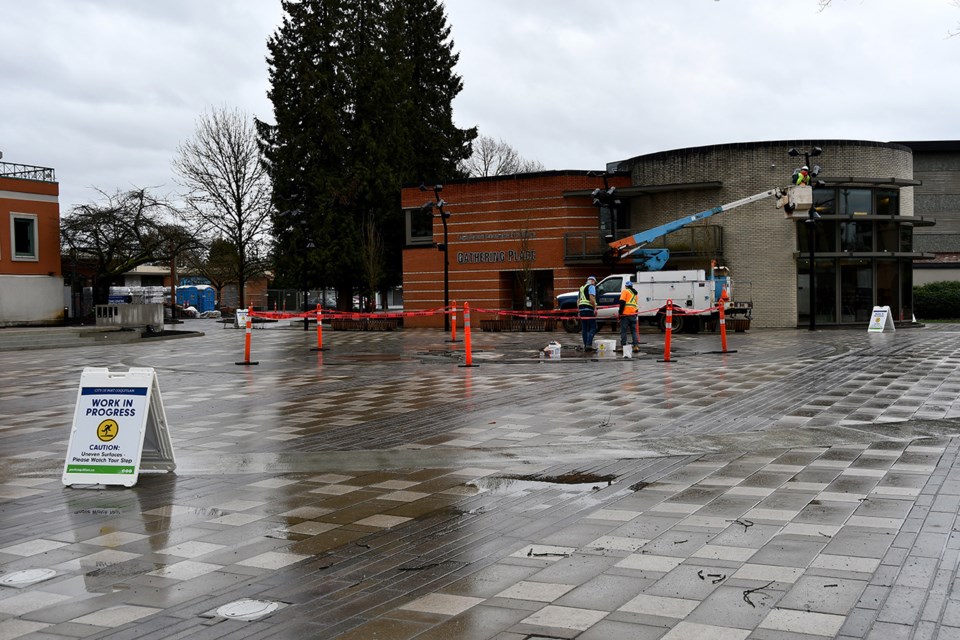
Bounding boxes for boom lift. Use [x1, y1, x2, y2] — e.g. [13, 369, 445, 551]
[556, 183, 812, 333]
[605, 185, 810, 270]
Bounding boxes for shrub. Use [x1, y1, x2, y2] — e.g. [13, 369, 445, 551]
[914, 281, 960, 319]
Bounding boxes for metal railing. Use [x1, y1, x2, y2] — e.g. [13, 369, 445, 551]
[564, 226, 723, 262]
[0, 162, 56, 182]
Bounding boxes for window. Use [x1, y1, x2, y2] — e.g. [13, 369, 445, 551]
[876, 222, 899, 252]
[11, 213, 38, 261]
[405, 208, 434, 246]
[797, 220, 837, 253]
[812, 187, 836, 216]
[840, 220, 873, 252]
[839, 189, 873, 216]
[876, 189, 899, 216]
[596, 277, 622, 296]
[598, 200, 630, 239]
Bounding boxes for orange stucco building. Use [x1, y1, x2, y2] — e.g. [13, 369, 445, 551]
[400, 171, 630, 328]
[0, 162, 64, 326]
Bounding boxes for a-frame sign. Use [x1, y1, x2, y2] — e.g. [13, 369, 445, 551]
[62, 367, 176, 487]
[867, 306, 896, 333]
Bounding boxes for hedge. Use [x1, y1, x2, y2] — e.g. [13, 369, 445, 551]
[914, 281, 960, 319]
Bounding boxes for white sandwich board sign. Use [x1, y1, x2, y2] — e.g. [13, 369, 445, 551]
[868, 306, 896, 333]
[62, 367, 176, 487]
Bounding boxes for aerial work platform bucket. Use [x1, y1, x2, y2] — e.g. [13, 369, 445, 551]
[778, 185, 814, 218]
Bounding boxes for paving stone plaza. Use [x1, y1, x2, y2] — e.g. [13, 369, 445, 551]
[3, 321, 960, 639]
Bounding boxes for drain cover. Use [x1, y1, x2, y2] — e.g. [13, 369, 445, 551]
[214, 599, 283, 621]
[1, 569, 57, 588]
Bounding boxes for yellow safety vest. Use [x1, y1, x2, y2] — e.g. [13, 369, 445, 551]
[578, 284, 595, 308]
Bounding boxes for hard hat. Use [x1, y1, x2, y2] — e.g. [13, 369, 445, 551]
[625, 280, 633, 287]
[587, 275, 597, 282]
[801, 165, 809, 171]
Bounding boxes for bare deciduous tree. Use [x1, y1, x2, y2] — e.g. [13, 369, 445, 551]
[173, 106, 272, 308]
[459, 135, 545, 177]
[61, 188, 194, 305]
[181, 238, 238, 310]
[359, 219, 385, 311]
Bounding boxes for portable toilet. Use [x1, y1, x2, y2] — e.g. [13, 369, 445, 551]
[194, 285, 216, 313]
[176, 286, 199, 309]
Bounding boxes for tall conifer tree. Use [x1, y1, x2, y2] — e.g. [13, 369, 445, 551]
[258, 0, 474, 307]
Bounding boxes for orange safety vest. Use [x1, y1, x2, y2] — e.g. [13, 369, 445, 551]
[620, 288, 639, 315]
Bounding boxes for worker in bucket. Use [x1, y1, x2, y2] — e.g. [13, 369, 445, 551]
[794, 165, 811, 186]
[578, 275, 598, 351]
[618, 279, 641, 357]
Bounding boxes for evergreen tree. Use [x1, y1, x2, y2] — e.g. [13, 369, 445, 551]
[257, 0, 474, 307]
[257, 0, 350, 304]
[394, 0, 476, 184]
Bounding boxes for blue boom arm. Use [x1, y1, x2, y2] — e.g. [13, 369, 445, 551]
[606, 188, 782, 270]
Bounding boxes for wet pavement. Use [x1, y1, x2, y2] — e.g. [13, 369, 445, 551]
[2, 320, 960, 638]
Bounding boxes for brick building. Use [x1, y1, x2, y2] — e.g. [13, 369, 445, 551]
[400, 172, 630, 328]
[401, 139, 933, 329]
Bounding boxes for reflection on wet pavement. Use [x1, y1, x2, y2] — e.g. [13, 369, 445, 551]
[2, 323, 960, 637]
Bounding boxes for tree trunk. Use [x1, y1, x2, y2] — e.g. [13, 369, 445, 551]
[93, 278, 112, 306]
[337, 284, 353, 311]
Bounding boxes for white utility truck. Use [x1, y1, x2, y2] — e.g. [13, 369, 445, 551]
[556, 268, 745, 334]
[556, 185, 811, 333]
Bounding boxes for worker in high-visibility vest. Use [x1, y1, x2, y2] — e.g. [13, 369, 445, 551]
[578, 276, 598, 351]
[618, 280, 641, 352]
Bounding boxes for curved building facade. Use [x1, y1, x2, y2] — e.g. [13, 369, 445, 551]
[614, 140, 926, 327]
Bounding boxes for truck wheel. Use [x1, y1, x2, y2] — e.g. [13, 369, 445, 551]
[658, 312, 684, 333]
[562, 318, 580, 333]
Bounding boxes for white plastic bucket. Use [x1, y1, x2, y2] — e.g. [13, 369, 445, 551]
[623, 344, 633, 359]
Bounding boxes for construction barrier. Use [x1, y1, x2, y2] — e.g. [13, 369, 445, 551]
[460, 302, 478, 368]
[311, 304, 327, 351]
[235, 300, 748, 365]
[235, 306, 259, 366]
[658, 300, 675, 363]
[448, 301, 459, 342]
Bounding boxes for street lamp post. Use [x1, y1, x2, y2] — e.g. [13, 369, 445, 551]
[789, 146, 823, 331]
[421, 185, 451, 331]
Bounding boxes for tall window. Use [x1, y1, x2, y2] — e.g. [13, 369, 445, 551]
[11, 213, 38, 261]
[405, 208, 434, 246]
[796, 186, 915, 326]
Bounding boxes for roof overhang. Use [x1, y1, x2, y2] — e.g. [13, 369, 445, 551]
[563, 181, 722, 198]
[818, 177, 922, 187]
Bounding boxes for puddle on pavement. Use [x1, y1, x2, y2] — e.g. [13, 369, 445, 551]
[468, 471, 616, 495]
[334, 354, 407, 362]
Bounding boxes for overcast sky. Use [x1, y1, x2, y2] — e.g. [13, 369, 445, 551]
[2, 0, 958, 212]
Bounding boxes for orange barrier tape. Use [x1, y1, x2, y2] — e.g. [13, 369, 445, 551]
[248, 303, 728, 322]
[249, 306, 455, 321]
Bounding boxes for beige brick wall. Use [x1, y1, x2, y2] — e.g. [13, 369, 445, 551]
[619, 141, 914, 328]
